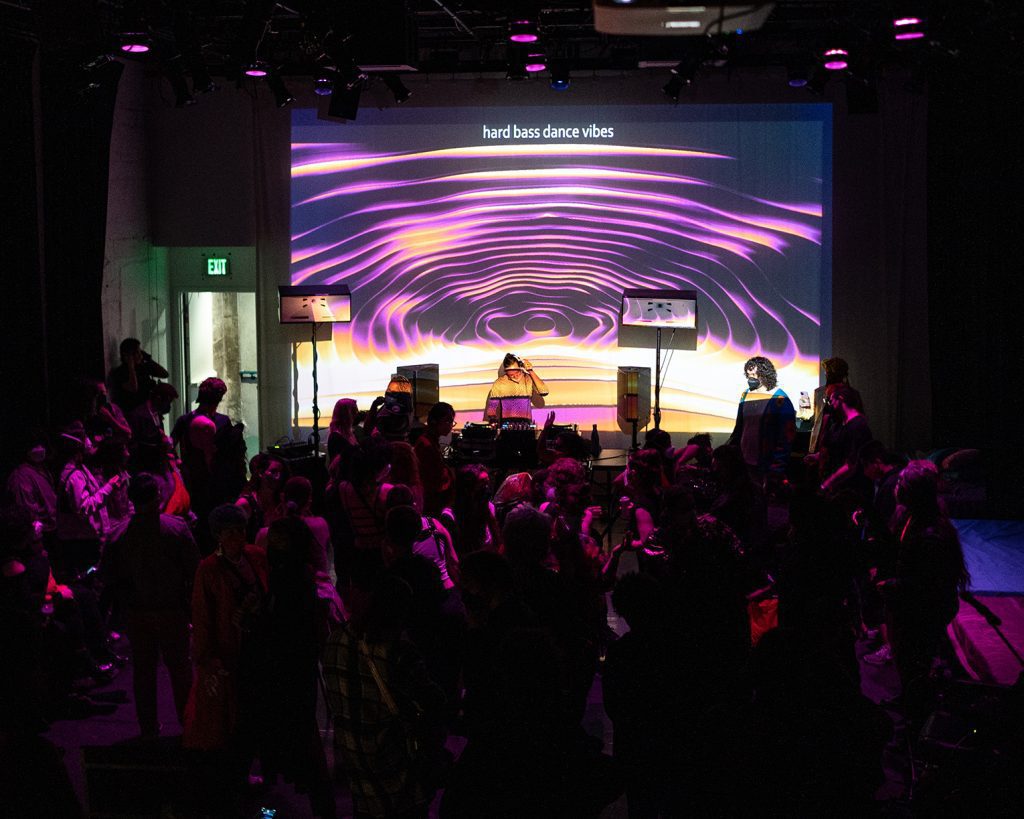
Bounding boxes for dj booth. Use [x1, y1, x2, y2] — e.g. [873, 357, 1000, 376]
[454, 421, 541, 468]
[453, 421, 579, 469]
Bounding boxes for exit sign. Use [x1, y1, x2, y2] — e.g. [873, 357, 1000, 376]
[206, 257, 229, 276]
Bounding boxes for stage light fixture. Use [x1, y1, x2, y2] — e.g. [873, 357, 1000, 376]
[525, 52, 547, 73]
[266, 70, 295, 108]
[328, 70, 366, 120]
[663, 74, 684, 102]
[314, 72, 334, 96]
[663, 54, 699, 101]
[162, 54, 196, 108]
[823, 48, 848, 71]
[244, 61, 269, 78]
[893, 16, 926, 41]
[509, 20, 539, 43]
[549, 63, 571, 91]
[119, 33, 151, 54]
[192, 67, 217, 95]
[506, 49, 528, 81]
[381, 74, 412, 104]
[787, 64, 809, 88]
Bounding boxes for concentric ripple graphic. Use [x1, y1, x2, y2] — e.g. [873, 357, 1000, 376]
[290, 105, 831, 432]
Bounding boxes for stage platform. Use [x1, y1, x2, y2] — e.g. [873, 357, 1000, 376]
[948, 519, 1024, 686]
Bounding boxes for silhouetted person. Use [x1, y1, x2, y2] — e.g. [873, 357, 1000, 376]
[323, 551, 446, 818]
[255, 516, 335, 817]
[172, 377, 244, 553]
[458, 550, 538, 738]
[689, 628, 890, 815]
[879, 460, 969, 721]
[726, 355, 796, 488]
[101, 473, 199, 737]
[442, 628, 623, 818]
[109, 337, 169, 414]
[603, 572, 688, 817]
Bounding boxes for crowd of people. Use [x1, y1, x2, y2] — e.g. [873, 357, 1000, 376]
[0, 346, 977, 817]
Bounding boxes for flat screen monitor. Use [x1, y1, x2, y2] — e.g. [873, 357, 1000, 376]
[279, 285, 352, 324]
[621, 289, 697, 329]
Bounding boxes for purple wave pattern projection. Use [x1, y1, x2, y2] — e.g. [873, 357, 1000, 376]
[290, 129, 825, 428]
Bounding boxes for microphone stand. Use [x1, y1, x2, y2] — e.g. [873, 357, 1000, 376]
[310, 321, 321, 454]
[654, 327, 662, 430]
[960, 591, 1024, 669]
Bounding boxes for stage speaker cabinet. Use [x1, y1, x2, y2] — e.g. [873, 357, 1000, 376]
[617, 366, 651, 434]
[396, 363, 439, 419]
[268, 443, 328, 508]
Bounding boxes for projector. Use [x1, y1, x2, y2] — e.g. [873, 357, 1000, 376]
[593, 2, 775, 36]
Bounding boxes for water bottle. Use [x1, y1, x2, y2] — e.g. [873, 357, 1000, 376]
[590, 424, 602, 457]
[798, 391, 812, 420]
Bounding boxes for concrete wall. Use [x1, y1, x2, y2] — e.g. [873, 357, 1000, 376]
[102, 60, 170, 382]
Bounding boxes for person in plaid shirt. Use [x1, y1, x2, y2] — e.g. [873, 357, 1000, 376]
[323, 555, 445, 818]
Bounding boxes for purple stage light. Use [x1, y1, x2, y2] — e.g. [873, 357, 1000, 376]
[823, 48, 848, 71]
[509, 20, 539, 43]
[525, 60, 547, 73]
[893, 15, 925, 41]
[245, 64, 269, 77]
[120, 43, 150, 54]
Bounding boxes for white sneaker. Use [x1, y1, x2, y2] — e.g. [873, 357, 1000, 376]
[863, 644, 893, 665]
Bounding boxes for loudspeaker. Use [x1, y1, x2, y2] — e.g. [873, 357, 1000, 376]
[617, 366, 651, 434]
[328, 81, 362, 119]
[396, 363, 440, 420]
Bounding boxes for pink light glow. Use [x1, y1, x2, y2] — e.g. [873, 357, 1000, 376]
[120, 44, 150, 54]
[824, 48, 848, 57]
[893, 17, 922, 26]
[525, 62, 546, 73]
[895, 32, 925, 41]
[824, 60, 848, 71]
[509, 19, 539, 43]
[245, 67, 268, 77]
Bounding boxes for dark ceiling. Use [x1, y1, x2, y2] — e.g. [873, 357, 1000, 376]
[2, 1, 1020, 95]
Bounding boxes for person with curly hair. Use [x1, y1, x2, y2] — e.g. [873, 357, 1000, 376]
[726, 356, 796, 485]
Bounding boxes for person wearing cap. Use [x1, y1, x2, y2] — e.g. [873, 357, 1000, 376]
[53, 429, 121, 578]
[484, 353, 549, 423]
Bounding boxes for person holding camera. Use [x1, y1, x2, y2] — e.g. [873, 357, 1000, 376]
[109, 337, 169, 414]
